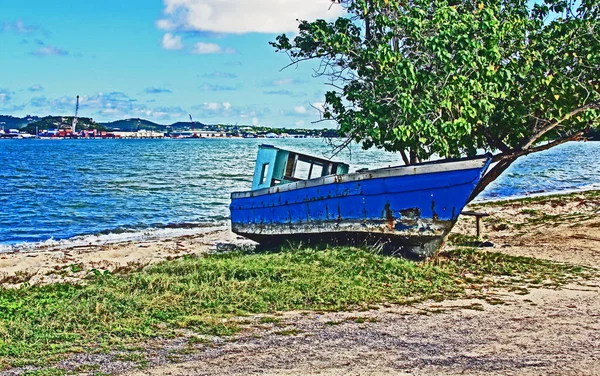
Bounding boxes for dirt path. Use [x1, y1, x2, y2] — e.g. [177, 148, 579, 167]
[122, 283, 600, 376]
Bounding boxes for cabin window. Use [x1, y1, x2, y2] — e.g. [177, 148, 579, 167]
[260, 163, 269, 185]
[293, 160, 324, 180]
[310, 164, 324, 178]
[293, 160, 312, 180]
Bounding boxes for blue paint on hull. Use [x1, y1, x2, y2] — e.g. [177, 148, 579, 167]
[230, 157, 491, 257]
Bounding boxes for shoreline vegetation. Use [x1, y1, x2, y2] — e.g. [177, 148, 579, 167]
[0, 191, 599, 374]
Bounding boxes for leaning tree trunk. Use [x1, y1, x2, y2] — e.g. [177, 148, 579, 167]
[467, 156, 518, 203]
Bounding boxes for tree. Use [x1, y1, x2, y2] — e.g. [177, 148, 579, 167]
[271, 0, 600, 200]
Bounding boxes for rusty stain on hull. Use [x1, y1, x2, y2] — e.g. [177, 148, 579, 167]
[384, 203, 395, 230]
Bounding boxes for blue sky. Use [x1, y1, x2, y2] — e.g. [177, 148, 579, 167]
[0, 0, 344, 127]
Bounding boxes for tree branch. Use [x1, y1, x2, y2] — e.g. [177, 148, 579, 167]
[494, 131, 585, 163]
[399, 149, 410, 165]
[522, 103, 599, 149]
[481, 126, 511, 154]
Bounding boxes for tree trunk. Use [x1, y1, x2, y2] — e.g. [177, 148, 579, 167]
[409, 149, 417, 165]
[467, 156, 518, 203]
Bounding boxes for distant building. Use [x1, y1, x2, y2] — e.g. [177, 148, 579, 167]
[199, 130, 226, 138]
[113, 130, 164, 138]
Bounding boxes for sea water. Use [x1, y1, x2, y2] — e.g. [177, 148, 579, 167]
[1, 138, 598, 251]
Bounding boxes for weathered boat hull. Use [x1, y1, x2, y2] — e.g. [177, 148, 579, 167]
[230, 156, 491, 258]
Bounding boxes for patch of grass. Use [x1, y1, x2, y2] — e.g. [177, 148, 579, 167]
[324, 320, 344, 326]
[463, 303, 485, 311]
[514, 212, 589, 229]
[0, 270, 35, 285]
[188, 335, 210, 345]
[115, 351, 146, 362]
[0, 245, 595, 368]
[258, 316, 281, 324]
[347, 316, 378, 324]
[69, 264, 83, 274]
[273, 329, 303, 336]
[520, 209, 541, 216]
[74, 363, 100, 372]
[166, 353, 182, 363]
[174, 347, 197, 355]
[448, 233, 482, 246]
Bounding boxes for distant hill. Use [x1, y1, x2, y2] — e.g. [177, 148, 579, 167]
[170, 121, 207, 129]
[0, 115, 39, 130]
[22, 116, 106, 134]
[100, 118, 166, 132]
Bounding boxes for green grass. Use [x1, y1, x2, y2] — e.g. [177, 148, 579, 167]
[0, 246, 595, 369]
[447, 233, 484, 245]
[259, 316, 281, 324]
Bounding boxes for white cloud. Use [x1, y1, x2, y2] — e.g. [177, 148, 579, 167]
[294, 106, 307, 114]
[28, 84, 44, 92]
[199, 83, 237, 91]
[162, 33, 183, 50]
[252, 117, 259, 126]
[192, 42, 221, 54]
[156, 19, 176, 30]
[157, 0, 344, 34]
[264, 78, 307, 87]
[192, 42, 235, 54]
[203, 102, 220, 110]
[295, 120, 305, 127]
[201, 102, 233, 111]
[273, 79, 293, 86]
[0, 92, 10, 103]
[31, 46, 69, 56]
[312, 102, 325, 112]
[1, 20, 42, 35]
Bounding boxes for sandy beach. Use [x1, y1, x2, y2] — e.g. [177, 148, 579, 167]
[1, 190, 599, 375]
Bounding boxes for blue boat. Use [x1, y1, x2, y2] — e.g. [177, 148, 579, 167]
[230, 145, 492, 258]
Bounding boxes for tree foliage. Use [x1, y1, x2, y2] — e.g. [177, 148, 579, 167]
[272, 0, 599, 196]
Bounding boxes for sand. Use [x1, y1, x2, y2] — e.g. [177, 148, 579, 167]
[1, 191, 599, 375]
[0, 229, 254, 287]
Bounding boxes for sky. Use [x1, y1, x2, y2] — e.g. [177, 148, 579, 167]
[0, 0, 345, 128]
